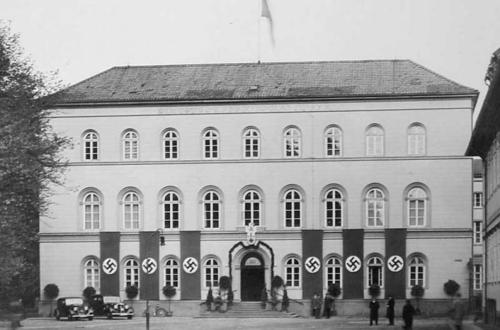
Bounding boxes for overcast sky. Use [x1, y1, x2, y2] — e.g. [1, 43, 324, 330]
[2, 0, 500, 114]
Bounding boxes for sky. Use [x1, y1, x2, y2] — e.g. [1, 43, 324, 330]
[2, 0, 500, 115]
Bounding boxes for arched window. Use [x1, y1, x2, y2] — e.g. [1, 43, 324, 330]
[83, 192, 100, 230]
[124, 258, 139, 288]
[285, 257, 301, 287]
[325, 257, 342, 287]
[163, 191, 180, 230]
[122, 130, 139, 160]
[242, 190, 262, 226]
[123, 192, 140, 230]
[284, 127, 301, 158]
[367, 256, 384, 287]
[243, 128, 260, 158]
[83, 131, 99, 160]
[407, 187, 427, 227]
[283, 189, 302, 228]
[408, 124, 426, 155]
[203, 129, 219, 159]
[164, 259, 179, 288]
[163, 130, 179, 159]
[83, 258, 100, 291]
[408, 255, 426, 287]
[324, 188, 343, 228]
[366, 125, 384, 156]
[203, 191, 221, 229]
[365, 188, 385, 227]
[325, 126, 342, 157]
[203, 258, 220, 288]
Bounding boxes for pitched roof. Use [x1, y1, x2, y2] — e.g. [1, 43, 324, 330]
[52, 60, 477, 105]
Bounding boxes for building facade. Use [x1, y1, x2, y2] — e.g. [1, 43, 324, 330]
[41, 60, 477, 314]
[467, 48, 500, 325]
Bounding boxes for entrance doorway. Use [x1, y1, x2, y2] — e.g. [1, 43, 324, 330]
[240, 252, 265, 301]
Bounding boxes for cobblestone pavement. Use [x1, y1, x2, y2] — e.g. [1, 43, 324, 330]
[13, 316, 486, 330]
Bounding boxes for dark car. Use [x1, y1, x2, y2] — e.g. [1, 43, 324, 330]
[89, 295, 134, 319]
[54, 297, 93, 321]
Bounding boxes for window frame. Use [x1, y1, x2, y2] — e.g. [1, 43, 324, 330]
[325, 125, 343, 157]
[164, 258, 180, 288]
[474, 221, 483, 245]
[163, 129, 179, 160]
[202, 190, 221, 229]
[406, 187, 428, 227]
[83, 258, 100, 291]
[473, 192, 483, 208]
[122, 191, 141, 230]
[325, 256, 342, 288]
[242, 189, 262, 227]
[408, 255, 426, 288]
[473, 264, 482, 291]
[324, 188, 344, 228]
[203, 258, 220, 288]
[283, 126, 301, 158]
[365, 187, 385, 228]
[82, 192, 101, 230]
[367, 256, 384, 288]
[365, 125, 384, 156]
[203, 128, 219, 160]
[407, 124, 426, 156]
[124, 258, 140, 288]
[284, 257, 301, 288]
[122, 129, 139, 161]
[283, 188, 303, 228]
[82, 130, 99, 161]
[242, 127, 260, 159]
[163, 191, 180, 230]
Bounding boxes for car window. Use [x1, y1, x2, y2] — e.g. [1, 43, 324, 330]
[103, 296, 121, 303]
[65, 298, 83, 305]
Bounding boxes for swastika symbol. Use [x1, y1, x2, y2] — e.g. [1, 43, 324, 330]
[102, 258, 117, 275]
[305, 257, 321, 273]
[183, 257, 198, 274]
[345, 255, 362, 272]
[387, 255, 404, 272]
[141, 257, 157, 274]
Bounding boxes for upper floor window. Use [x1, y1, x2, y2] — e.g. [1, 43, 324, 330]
[284, 126, 301, 158]
[123, 191, 140, 230]
[365, 188, 385, 227]
[408, 124, 426, 155]
[83, 131, 99, 160]
[203, 129, 219, 159]
[243, 128, 260, 159]
[83, 192, 100, 230]
[324, 188, 344, 228]
[407, 187, 427, 227]
[285, 257, 300, 288]
[283, 189, 302, 228]
[408, 255, 426, 287]
[163, 191, 180, 230]
[473, 264, 482, 290]
[163, 130, 179, 160]
[366, 125, 384, 156]
[474, 221, 483, 244]
[203, 258, 220, 288]
[473, 192, 483, 208]
[164, 258, 179, 288]
[83, 258, 100, 291]
[203, 191, 221, 229]
[367, 256, 383, 287]
[122, 130, 139, 160]
[325, 257, 342, 287]
[242, 190, 262, 226]
[325, 126, 342, 157]
[124, 258, 139, 288]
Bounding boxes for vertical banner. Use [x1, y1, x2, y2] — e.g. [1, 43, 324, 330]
[342, 229, 364, 299]
[180, 231, 201, 300]
[385, 228, 406, 299]
[100, 232, 120, 296]
[140, 231, 160, 300]
[302, 230, 323, 299]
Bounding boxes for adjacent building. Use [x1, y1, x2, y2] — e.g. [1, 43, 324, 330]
[467, 48, 500, 325]
[41, 60, 478, 315]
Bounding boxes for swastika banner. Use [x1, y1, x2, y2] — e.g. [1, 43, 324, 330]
[342, 229, 364, 299]
[302, 230, 323, 299]
[385, 228, 406, 299]
[140, 231, 160, 300]
[100, 232, 120, 296]
[180, 231, 201, 300]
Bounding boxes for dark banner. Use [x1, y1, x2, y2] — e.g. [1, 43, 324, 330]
[180, 231, 201, 300]
[100, 232, 120, 296]
[302, 230, 323, 299]
[342, 229, 364, 299]
[385, 228, 406, 299]
[139, 231, 160, 300]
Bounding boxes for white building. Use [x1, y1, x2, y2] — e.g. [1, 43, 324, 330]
[41, 60, 477, 315]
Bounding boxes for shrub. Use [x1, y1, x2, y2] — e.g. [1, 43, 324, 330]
[162, 285, 176, 314]
[125, 285, 139, 300]
[368, 285, 381, 298]
[443, 280, 460, 297]
[82, 286, 96, 301]
[219, 276, 230, 290]
[43, 284, 59, 300]
[411, 285, 425, 299]
[328, 283, 341, 298]
[271, 275, 284, 289]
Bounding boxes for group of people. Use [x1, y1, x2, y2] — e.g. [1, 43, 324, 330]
[368, 297, 416, 328]
[310, 292, 337, 319]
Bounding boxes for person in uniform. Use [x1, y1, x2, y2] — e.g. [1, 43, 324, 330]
[311, 293, 322, 319]
[386, 296, 395, 325]
[369, 298, 380, 326]
[402, 299, 416, 330]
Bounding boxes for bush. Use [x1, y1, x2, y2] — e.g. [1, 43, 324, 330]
[219, 276, 230, 290]
[82, 287, 96, 301]
[368, 285, 381, 298]
[162, 285, 177, 299]
[411, 285, 425, 299]
[125, 285, 139, 300]
[443, 280, 460, 297]
[271, 275, 284, 289]
[328, 283, 341, 298]
[43, 284, 59, 300]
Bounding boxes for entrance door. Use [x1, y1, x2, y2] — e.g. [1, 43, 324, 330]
[240, 253, 265, 301]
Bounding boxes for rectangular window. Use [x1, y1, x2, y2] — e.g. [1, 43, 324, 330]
[473, 192, 483, 208]
[474, 221, 483, 244]
[473, 264, 482, 290]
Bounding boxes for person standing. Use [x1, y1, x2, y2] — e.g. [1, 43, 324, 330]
[402, 299, 416, 330]
[281, 288, 289, 312]
[386, 296, 395, 325]
[452, 293, 465, 330]
[311, 293, 322, 319]
[323, 291, 333, 318]
[369, 298, 380, 326]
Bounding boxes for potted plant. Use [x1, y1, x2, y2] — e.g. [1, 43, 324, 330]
[443, 279, 460, 299]
[328, 283, 342, 316]
[162, 285, 176, 316]
[218, 276, 230, 312]
[270, 276, 284, 311]
[82, 286, 96, 302]
[125, 285, 138, 309]
[260, 285, 268, 309]
[205, 286, 214, 311]
[368, 284, 381, 299]
[410, 284, 425, 315]
[43, 283, 59, 317]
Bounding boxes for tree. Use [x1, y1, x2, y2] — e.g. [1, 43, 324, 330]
[125, 285, 138, 308]
[43, 284, 59, 316]
[162, 285, 176, 315]
[82, 286, 96, 302]
[410, 285, 425, 315]
[0, 22, 70, 307]
[443, 280, 460, 300]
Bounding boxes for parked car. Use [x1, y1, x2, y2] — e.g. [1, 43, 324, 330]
[89, 295, 134, 319]
[54, 297, 93, 321]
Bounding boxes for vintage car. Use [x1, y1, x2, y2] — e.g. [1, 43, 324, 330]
[54, 297, 93, 321]
[89, 295, 134, 319]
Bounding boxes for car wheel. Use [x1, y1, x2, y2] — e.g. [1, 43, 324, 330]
[156, 308, 167, 317]
[55, 310, 60, 320]
[127, 315, 133, 320]
[68, 315, 73, 321]
[107, 312, 113, 319]
[88, 316, 93, 321]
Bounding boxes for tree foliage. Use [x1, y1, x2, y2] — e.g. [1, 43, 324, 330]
[82, 287, 96, 301]
[125, 285, 139, 300]
[328, 283, 342, 298]
[368, 285, 381, 298]
[443, 279, 460, 297]
[0, 22, 70, 306]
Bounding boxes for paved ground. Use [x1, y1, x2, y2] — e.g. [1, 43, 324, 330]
[10, 316, 488, 330]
